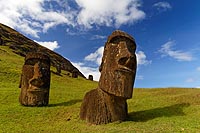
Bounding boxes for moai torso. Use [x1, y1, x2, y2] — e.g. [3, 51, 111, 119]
[19, 52, 51, 106]
[80, 30, 137, 124]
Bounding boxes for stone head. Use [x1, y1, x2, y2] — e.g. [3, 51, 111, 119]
[19, 52, 50, 106]
[99, 30, 137, 99]
[72, 69, 78, 78]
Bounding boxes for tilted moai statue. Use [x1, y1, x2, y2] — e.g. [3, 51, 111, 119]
[72, 69, 78, 78]
[19, 52, 51, 106]
[88, 75, 93, 81]
[80, 30, 137, 124]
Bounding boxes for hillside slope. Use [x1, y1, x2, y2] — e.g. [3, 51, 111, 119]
[1, 45, 200, 132]
[0, 23, 85, 78]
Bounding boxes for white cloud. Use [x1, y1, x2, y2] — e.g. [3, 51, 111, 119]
[0, 0, 146, 37]
[136, 75, 144, 80]
[84, 46, 104, 65]
[0, 0, 75, 38]
[90, 35, 107, 40]
[136, 51, 152, 65]
[185, 78, 195, 83]
[75, 0, 145, 28]
[34, 40, 60, 51]
[74, 46, 104, 81]
[72, 62, 100, 81]
[158, 41, 194, 61]
[153, 1, 172, 11]
[197, 67, 200, 71]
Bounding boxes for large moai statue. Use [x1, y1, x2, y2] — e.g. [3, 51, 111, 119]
[80, 30, 137, 124]
[19, 52, 51, 106]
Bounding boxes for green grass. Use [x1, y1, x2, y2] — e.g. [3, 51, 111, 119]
[1, 46, 200, 132]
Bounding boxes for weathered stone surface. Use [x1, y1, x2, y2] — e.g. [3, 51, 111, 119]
[72, 69, 78, 78]
[19, 52, 51, 106]
[88, 75, 93, 81]
[80, 88, 128, 124]
[80, 30, 137, 124]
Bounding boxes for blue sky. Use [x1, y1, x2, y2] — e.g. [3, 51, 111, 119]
[0, 0, 200, 88]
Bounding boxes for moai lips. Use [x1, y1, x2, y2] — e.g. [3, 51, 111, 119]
[19, 52, 50, 106]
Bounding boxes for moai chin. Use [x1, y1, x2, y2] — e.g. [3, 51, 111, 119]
[19, 52, 51, 106]
[80, 30, 137, 124]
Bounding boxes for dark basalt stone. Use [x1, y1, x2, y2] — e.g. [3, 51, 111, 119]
[80, 30, 137, 124]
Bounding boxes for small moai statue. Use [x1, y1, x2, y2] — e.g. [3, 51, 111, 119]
[72, 69, 78, 78]
[56, 63, 61, 75]
[0, 34, 3, 45]
[80, 30, 137, 124]
[88, 75, 93, 81]
[19, 52, 51, 106]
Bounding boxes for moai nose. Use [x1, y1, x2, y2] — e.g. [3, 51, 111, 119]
[118, 56, 135, 70]
[29, 62, 44, 87]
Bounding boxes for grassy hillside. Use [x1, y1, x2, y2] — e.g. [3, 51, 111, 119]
[1, 46, 200, 132]
[0, 23, 85, 78]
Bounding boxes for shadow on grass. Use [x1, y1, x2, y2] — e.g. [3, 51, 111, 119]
[128, 103, 190, 122]
[48, 99, 82, 107]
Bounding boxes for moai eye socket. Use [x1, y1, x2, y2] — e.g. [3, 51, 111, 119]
[118, 57, 129, 66]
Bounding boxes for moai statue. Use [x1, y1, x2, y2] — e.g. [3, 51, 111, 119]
[19, 52, 51, 106]
[56, 63, 61, 75]
[80, 30, 137, 124]
[88, 75, 93, 81]
[72, 69, 78, 78]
